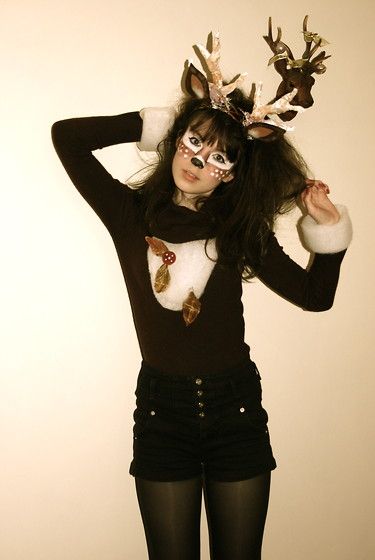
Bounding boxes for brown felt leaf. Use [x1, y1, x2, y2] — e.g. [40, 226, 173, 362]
[182, 291, 201, 326]
[154, 264, 170, 293]
[145, 236, 169, 256]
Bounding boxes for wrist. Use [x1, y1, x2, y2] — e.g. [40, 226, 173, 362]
[315, 209, 341, 226]
[300, 204, 353, 253]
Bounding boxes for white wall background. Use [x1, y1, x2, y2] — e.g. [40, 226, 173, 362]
[1, 1, 374, 559]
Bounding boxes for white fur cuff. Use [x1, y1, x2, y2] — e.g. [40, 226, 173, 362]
[136, 107, 176, 151]
[300, 204, 353, 254]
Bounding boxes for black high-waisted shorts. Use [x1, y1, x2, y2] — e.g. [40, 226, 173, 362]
[129, 360, 277, 482]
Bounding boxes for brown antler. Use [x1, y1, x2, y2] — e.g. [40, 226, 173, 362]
[264, 15, 331, 121]
[196, 33, 247, 96]
[196, 32, 223, 87]
[191, 32, 246, 115]
[264, 17, 295, 74]
[302, 15, 330, 74]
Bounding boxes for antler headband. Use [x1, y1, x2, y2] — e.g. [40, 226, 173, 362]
[183, 16, 330, 140]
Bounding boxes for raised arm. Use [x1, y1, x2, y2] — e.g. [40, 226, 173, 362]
[51, 112, 142, 234]
[257, 196, 352, 311]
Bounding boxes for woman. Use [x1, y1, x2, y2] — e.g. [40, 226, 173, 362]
[51, 32, 352, 560]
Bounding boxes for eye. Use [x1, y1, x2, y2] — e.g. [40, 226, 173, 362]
[181, 130, 201, 153]
[189, 136, 201, 147]
[207, 151, 233, 170]
[212, 153, 226, 164]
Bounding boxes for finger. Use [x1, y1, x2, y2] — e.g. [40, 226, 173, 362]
[316, 182, 330, 194]
[301, 187, 313, 203]
[310, 186, 329, 201]
[305, 178, 330, 194]
[305, 178, 320, 187]
[301, 189, 314, 210]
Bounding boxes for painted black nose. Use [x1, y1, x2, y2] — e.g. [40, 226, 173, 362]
[191, 157, 204, 169]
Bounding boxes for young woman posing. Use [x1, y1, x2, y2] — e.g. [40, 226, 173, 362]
[52, 27, 352, 560]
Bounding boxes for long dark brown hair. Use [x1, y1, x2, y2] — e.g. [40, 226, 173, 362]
[132, 89, 309, 279]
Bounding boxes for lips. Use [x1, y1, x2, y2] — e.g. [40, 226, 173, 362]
[183, 170, 198, 182]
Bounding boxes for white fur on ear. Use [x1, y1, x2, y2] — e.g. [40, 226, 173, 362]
[300, 204, 353, 254]
[137, 107, 176, 152]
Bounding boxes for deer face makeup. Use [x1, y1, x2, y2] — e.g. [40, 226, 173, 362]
[172, 127, 235, 202]
[180, 129, 233, 173]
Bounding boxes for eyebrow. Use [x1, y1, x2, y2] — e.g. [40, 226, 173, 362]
[188, 127, 227, 154]
[188, 127, 204, 141]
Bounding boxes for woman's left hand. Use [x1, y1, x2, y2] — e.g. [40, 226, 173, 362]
[301, 179, 341, 225]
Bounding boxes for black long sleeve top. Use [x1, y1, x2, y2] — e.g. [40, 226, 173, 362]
[51, 112, 347, 375]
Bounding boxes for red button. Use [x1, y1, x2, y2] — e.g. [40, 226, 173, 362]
[162, 251, 176, 265]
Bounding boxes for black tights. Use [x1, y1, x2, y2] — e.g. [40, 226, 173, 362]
[135, 471, 271, 560]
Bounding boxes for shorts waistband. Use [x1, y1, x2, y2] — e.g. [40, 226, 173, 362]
[139, 359, 261, 386]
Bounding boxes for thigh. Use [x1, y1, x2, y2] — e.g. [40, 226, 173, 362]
[135, 476, 203, 560]
[204, 471, 271, 560]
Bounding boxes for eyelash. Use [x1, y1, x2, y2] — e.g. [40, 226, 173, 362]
[189, 136, 201, 148]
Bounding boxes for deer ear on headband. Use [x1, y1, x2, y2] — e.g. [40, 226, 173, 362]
[247, 122, 285, 141]
[184, 63, 210, 99]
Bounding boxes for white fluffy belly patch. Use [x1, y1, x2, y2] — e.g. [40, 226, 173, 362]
[147, 238, 217, 311]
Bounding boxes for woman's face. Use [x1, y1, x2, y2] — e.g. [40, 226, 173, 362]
[172, 124, 235, 203]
